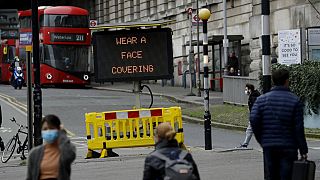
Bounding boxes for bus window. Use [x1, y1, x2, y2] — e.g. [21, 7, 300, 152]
[44, 15, 88, 28]
[39, 15, 44, 27]
[19, 16, 32, 28]
[40, 44, 44, 63]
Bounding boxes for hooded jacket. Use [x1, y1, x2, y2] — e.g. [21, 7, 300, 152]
[143, 139, 200, 180]
[26, 130, 76, 180]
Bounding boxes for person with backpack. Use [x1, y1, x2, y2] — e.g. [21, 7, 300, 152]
[143, 122, 200, 180]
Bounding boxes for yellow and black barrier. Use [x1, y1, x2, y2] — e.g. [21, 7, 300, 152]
[85, 106, 184, 158]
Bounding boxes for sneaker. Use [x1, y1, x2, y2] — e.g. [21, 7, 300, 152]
[237, 143, 248, 148]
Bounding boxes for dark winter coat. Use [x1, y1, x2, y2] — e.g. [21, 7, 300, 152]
[248, 89, 261, 111]
[143, 139, 200, 180]
[250, 86, 308, 155]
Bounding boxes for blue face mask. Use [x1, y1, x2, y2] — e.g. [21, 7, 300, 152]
[42, 130, 59, 144]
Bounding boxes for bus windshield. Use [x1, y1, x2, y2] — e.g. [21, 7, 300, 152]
[44, 15, 88, 28]
[19, 16, 32, 28]
[43, 45, 88, 72]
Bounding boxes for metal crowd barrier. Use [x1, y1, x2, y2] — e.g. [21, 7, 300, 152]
[85, 106, 184, 158]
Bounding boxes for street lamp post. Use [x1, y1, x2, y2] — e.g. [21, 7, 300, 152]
[196, 0, 201, 97]
[199, 8, 212, 150]
[187, 8, 195, 96]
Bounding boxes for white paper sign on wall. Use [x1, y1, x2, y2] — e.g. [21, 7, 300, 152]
[278, 29, 301, 65]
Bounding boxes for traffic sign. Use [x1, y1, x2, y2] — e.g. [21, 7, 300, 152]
[20, 32, 32, 45]
[193, 15, 200, 22]
[90, 20, 98, 27]
[0, 9, 18, 25]
[186, 8, 193, 15]
[192, 22, 203, 26]
[0, 27, 19, 39]
[0, 9, 19, 39]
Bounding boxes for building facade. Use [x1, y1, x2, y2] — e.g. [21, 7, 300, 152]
[91, 0, 320, 86]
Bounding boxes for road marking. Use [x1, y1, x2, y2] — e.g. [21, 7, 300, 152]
[70, 137, 87, 140]
[0, 92, 76, 137]
[0, 127, 12, 133]
[309, 147, 320, 150]
[0, 93, 27, 115]
[71, 138, 88, 149]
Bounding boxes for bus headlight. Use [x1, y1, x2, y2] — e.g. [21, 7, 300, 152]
[83, 74, 89, 80]
[46, 73, 52, 80]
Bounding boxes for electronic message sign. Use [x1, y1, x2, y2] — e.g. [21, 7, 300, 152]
[93, 28, 173, 82]
[0, 9, 19, 39]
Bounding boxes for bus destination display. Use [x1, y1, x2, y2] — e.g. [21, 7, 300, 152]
[50, 33, 86, 42]
[93, 28, 173, 82]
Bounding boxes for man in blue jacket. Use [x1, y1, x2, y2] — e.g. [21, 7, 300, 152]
[250, 68, 308, 180]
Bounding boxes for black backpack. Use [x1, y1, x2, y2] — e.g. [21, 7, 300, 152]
[151, 150, 196, 180]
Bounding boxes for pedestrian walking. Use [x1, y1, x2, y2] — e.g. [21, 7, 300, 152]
[26, 114, 76, 180]
[143, 122, 200, 180]
[238, 83, 260, 148]
[250, 68, 308, 180]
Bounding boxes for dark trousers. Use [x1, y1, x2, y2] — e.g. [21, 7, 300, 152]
[263, 148, 298, 180]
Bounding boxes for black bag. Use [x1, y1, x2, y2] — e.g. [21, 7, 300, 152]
[151, 150, 196, 180]
[292, 159, 316, 180]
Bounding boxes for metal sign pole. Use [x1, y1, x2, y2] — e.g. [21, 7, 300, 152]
[26, 46, 33, 150]
[187, 9, 195, 96]
[223, 0, 229, 75]
[32, 0, 43, 146]
[133, 81, 141, 109]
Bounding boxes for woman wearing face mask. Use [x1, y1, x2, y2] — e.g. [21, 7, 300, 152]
[26, 114, 76, 180]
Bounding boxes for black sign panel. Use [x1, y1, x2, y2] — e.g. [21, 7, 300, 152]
[0, 9, 18, 25]
[50, 33, 86, 42]
[93, 28, 173, 82]
[0, 28, 19, 39]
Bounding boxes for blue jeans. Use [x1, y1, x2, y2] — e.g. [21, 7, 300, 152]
[263, 148, 298, 180]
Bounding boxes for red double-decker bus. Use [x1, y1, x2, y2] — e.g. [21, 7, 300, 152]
[18, 6, 91, 86]
[0, 39, 18, 84]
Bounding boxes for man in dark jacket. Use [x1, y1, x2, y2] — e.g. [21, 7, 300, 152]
[250, 69, 308, 180]
[238, 83, 260, 148]
[143, 123, 200, 180]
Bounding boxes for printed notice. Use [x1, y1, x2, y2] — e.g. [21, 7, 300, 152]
[278, 29, 301, 65]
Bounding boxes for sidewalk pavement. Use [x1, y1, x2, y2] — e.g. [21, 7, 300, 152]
[90, 82, 224, 106]
[90, 82, 250, 132]
[1, 146, 265, 180]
